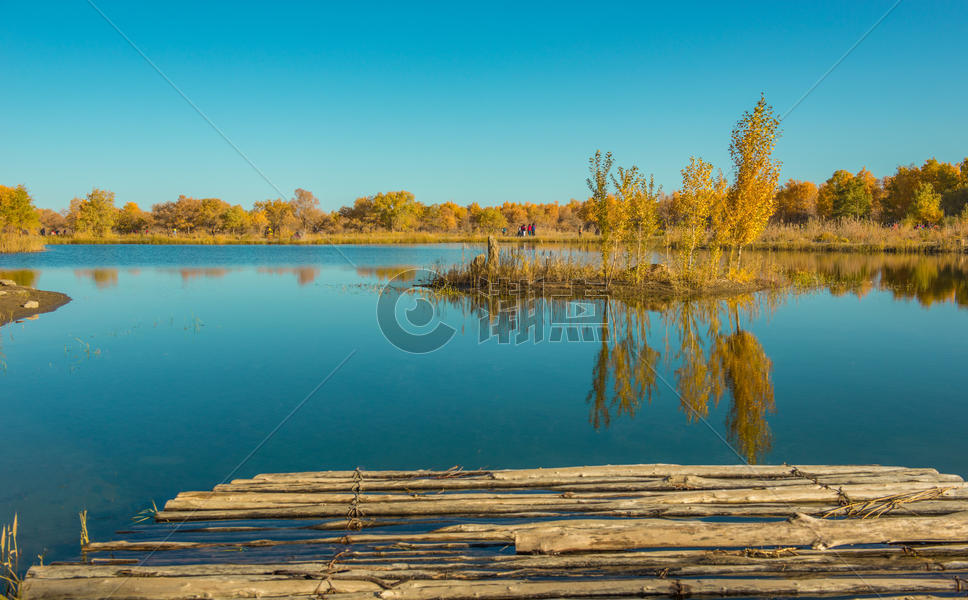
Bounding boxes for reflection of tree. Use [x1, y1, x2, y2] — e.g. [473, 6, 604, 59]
[355, 266, 418, 282]
[179, 268, 229, 282]
[769, 251, 968, 307]
[586, 294, 776, 464]
[74, 269, 118, 289]
[711, 304, 775, 462]
[256, 267, 320, 286]
[0, 270, 37, 287]
[586, 301, 660, 430]
[431, 284, 777, 462]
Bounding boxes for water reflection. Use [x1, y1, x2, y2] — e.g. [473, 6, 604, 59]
[74, 269, 119, 289]
[592, 295, 776, 463]
[257, 267, 320, 286]
[435, 289, 778, 463]
[356, 266, 419, 282]
[771, 253, 968, 308]
[0, 269, 38, 287]
[178, 268, 230, 282]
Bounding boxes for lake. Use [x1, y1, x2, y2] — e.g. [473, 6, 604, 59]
[1, 244, 967, 563]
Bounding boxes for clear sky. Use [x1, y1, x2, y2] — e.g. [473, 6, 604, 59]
[2, 0, 966, 212]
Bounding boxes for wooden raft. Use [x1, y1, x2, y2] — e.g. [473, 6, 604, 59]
[23, 464, 968, 599]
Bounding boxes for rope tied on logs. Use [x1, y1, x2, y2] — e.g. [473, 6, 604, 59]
[313, 550, 348, 597]
[346, 468, 365, 531]
[790, 466, 854, 506]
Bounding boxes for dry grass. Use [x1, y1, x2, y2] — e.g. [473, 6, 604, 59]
[1, 516, 21, 600]
[755, 220, 968, 252]
[46, 231, 588, 246]
[45, 220, 968, 254]
[660, 219, 968, 254]
[431, 247, 780, 300]
[0, 235, 44, 254]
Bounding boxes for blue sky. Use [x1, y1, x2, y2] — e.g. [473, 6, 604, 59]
[2, 0, 966, 212]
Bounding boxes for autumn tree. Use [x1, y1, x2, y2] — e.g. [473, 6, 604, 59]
[587, 150, 624, 279]
[254, 199, 297, 234]
[372, 191, 417, 231]
[291, 188, 322, 232]
[624, 172, 661, 279]
[817, 170, 873, 220]
[115, 202, 152, 233]
[0, 184, 40, 232]
[719, 95, 782, 265]
[37, 208, 67, 232]
[74, 188, 117, 236]
[197, 198, 230, 234]
[220, 205, 251, 234]
[475, 206, 507, 233]
[773, 179, 817, 223]
[907, 182, 944, 225]
[679, 157, 725, 270]
[339, 197, 377, 231]
[499, 201, 528, 228]
[152, 196, 202, 232]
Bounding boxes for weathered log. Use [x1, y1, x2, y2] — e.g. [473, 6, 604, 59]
[28, 543, 968, 579]
[216, 470, 960, 493]
[373, 576, 962, 600]
[163, 483, 967, 512]
[21, 575, 381, 600]
[515, 511, 968, 553]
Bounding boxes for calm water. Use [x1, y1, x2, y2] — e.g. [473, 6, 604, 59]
[1, 244, 967, 563]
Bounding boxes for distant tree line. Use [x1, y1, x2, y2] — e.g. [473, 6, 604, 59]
[4, 147, 967, 241]
[769, 157, 968, 226]
[27, 188, 604, 237]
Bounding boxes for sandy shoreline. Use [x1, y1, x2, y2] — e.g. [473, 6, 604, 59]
[0, 279, 71, 326]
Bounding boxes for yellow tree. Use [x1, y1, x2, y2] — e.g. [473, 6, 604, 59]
[586, 150, 622, 279]
[773, 179, 817, 223]
[0, 184, 40, 232]
[74, 188, 117, 236]
[907, 182, 944, 225]
[115, 202, 152, 233]
[618, 169, 661, 281]
[720, 95, 782, 267]
[679, 157, 724, 270]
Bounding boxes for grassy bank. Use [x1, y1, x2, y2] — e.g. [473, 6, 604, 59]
[0, 235, 44, 254]
[42, 220, 968, 253]
[45, 231, 588, 246]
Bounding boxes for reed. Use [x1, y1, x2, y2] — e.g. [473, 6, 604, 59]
[661, 219, 968, 254]
[0, 235, 44, 254]
[431, 244, 779, 300]
[78, 510, 89, 548]
[1, 516, 21, 600]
